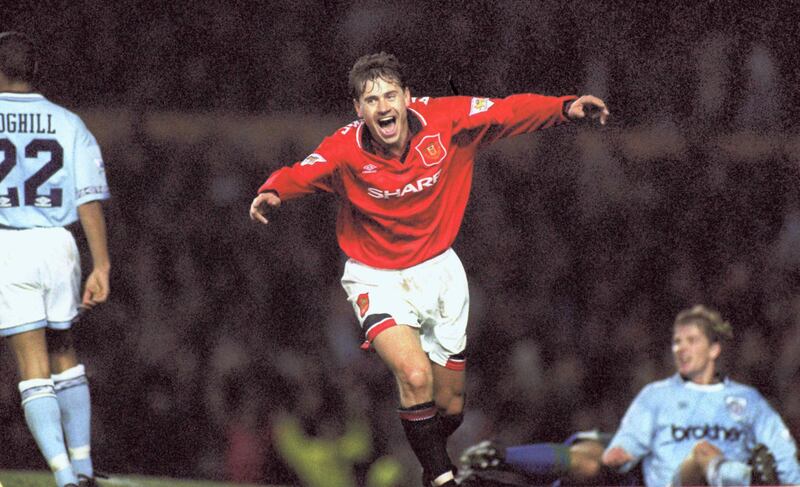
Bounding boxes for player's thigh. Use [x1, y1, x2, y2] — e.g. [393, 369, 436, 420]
[0, 230, 48, 331]
[7, 328, 51, 379]
[43, 228, 81, 325]
[340, 259, 418, 350]
[420, 250, 469, 369]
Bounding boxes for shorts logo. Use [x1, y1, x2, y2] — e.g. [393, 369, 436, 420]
[300, 153, 327, 166]
[469, 97, 494, 115]
[415, 134, 447, 167]
[725, 396, 747, 421]
[357, 293, 370, 317]
[362, 163, 378, 174]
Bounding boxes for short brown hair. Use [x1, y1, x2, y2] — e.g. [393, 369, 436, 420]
[0, 32, 38, 83]
[674, 305, 733, 343]
[348, 52, 405, 100]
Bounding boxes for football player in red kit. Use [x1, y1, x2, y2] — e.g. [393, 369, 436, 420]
[250, 52, 609, 487]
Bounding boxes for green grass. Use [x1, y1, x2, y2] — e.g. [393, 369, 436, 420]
[0, 470, 285, 487]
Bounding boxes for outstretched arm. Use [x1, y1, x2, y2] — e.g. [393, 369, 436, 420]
[77, 200, 110, 309]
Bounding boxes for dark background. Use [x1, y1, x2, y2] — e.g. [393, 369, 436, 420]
[2, 1, 800, 485]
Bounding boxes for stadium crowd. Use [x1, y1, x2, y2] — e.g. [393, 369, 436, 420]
[2, 1, 800, 485]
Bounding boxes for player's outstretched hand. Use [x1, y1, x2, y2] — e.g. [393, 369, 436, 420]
[567, 95, 610, 125]
[602, 446, 633, 467]
[82, 267, 110, 309]
[249, 191, 281, 224]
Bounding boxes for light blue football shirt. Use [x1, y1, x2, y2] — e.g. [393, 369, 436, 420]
[607, 374, 800, 486]
[0, 92, 109, 228]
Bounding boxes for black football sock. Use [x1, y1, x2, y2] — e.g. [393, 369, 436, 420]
[399, 401, 454, 482]
[440, 411, 464, 439]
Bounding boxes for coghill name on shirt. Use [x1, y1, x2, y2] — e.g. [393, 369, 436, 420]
[0, 113, 56, 134]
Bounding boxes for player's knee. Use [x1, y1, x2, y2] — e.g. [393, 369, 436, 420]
[691, 440, 722, 470]
[676, 445, 710, 486]
[397, 364, 433, 394]
[572, 456, 602, 480]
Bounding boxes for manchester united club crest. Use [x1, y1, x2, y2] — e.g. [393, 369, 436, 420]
[415, 134, 447, 167]
[356, 293, 370, 317]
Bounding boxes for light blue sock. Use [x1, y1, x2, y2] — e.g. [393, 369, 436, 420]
[19, 378, 78, 487]
[53, 364, 93, 479]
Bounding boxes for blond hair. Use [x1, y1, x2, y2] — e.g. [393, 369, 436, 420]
[674, 305, 733, 343]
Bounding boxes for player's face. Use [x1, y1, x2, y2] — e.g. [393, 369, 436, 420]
[671, 323, 720, 384]
[354, 76, 411, 158]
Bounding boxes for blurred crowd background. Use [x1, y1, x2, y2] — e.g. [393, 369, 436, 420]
[2, 1, 800, 486]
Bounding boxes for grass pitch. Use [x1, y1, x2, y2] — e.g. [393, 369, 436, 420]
[0, 470, 279, 487]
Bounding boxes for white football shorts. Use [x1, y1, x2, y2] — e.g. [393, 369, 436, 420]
[340, 247, 468, 370]
[0, 227, 81, 336]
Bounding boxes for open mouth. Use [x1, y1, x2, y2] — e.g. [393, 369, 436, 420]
[377, 116, 397, 137]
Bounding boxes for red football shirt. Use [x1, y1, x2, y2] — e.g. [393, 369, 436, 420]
[259, 94, 575, 269]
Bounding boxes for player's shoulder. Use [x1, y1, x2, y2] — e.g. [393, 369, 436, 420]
[646, 374, 680, 391]
[723, 377, 766, 401]
[302, 118, 362, 162]
[409, 95, 476, 113]
[633, 375, 682, 402]
[326, 118, 362, 148]
[410, 95, 502, 127]
[38, 96, 88, 129]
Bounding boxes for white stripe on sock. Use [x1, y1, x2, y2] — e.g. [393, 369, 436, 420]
[69, 445, 91, 460]
[432, 470, 454, 486]
[21, 392, 57, 406]
[48, 452, 72, 472]
[20, 379, 57, 405]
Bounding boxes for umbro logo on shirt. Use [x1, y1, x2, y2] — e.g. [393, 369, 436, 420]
[362, 164, 378, 174]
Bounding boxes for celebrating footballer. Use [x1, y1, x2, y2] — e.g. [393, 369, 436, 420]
[250, 52, 609, 487]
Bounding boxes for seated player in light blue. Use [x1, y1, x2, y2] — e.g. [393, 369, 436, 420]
[602, 305, 800, 486]
[0, 32, 111, 487]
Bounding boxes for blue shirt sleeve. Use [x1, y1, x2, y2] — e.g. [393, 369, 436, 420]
[607, 384, 656, 464]
[751, 395, 800, 485]
[73, 118, 110, 206]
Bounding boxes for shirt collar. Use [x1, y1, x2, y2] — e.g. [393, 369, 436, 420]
[676, 373, 728, 391]
[0, 92, 44, 101]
